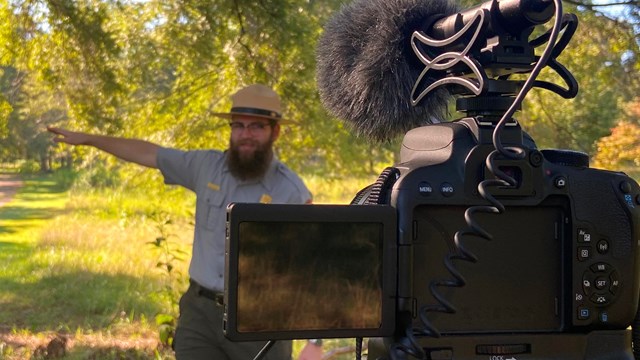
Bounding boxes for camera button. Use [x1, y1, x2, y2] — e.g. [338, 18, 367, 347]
[595, 276, 609, 290]
[590, 263, 610, 273]
[590, 293, 611, 305]
[620, 181, 633, 194]
[418, 181, 433, 196]
[577, 228, 591, 243]
[582, 273, 594, 294]
[554, 176, 567, 189]
[577, 247, 591, 261]
[610, 271, 620, 294]
[439, 182, 455, 197]
[578, 307, 590, 320]
[596, 239, 609, 254]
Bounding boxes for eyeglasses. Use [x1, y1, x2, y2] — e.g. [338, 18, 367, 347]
[229, 122, 271, 134]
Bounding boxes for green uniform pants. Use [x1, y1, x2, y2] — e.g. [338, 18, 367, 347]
[174, 282, 292, 360]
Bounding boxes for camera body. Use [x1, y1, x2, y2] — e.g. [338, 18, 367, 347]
[372, 116, 640, 359]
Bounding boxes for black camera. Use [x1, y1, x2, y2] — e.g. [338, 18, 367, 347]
[224, 0, 640, 358]
[362, 118, 640, 359]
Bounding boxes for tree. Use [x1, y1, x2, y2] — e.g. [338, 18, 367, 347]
[592, 98, 640, 178]
[3, 0, 385, 179]
[1, 0, 638, 182]
[0, 66, 68, 169]
[564, 0, 639, 41]
[518, 3, 639, 155]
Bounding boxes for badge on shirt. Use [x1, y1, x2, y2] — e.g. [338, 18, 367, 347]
[207, 182, 221, 191]
[259, 194, 272, 204]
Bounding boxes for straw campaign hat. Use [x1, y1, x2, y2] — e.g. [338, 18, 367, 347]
[213, 84, 294, 124]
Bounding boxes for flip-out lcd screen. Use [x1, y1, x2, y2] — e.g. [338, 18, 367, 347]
[224, 203, 397, 341]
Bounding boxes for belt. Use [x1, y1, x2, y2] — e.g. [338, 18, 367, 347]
[190, 279, 224, 306]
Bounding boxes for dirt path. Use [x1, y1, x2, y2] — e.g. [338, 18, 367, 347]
[0, 173, 23, 207]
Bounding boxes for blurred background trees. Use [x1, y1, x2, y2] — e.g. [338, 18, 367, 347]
[0, 0, 639, 186]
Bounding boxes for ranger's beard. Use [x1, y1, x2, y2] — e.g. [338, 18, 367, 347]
[227, 138, 274, 181]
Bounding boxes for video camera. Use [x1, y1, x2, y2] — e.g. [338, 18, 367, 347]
[224, 0, 640, 358]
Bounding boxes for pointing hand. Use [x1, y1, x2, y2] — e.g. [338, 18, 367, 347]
[47, 126, 89, 146]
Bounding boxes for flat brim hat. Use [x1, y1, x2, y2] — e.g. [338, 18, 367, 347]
[212, 84, 295, 124]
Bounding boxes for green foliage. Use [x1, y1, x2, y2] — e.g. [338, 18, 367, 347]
[75, 160, 122, 188]
[146, 210, 187, 347]
[592, 98, 640, 180]
[0, 66, 68, 168]
[18, 159, 40, 173]
[155, 313, 176, 348]
[0, 96, 10, 138]
[303, 175, 379, 204]
[1, 0, 399, 180]
[48, 167, 78, 190]
[2, 0, 637, 180]
[519, 5, 640, 154]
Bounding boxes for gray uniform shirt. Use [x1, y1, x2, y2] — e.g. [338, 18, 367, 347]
[157, 147, 312, 291]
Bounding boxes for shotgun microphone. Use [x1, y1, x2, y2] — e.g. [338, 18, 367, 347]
[316, 0, 555, 142]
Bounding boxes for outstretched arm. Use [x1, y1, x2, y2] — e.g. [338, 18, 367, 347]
[47, 126, 160, 169]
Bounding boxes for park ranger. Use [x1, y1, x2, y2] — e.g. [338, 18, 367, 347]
[48, 84, 312, 360]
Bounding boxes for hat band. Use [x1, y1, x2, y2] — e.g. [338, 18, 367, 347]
[231, 107, 282, 119]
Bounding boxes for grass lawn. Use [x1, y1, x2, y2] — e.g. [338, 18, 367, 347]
[0, 170, 377, 359]
[0, 172, 193, 359]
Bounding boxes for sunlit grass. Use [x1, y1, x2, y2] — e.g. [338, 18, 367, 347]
[0, 175, 70, 288]
[302, 175, 377, 204]
[0, 174, 193, 358]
